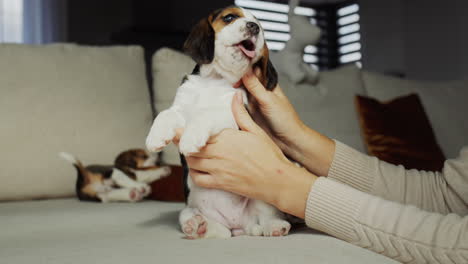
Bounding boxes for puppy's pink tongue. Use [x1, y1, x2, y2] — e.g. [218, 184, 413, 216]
[238, 44, 256, 59]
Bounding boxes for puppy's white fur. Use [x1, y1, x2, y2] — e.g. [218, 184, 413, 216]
[146, 8, 290, 238]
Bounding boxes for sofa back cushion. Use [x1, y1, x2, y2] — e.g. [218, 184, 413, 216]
[278, 64, 367, 153]
[0, 44, 152, 201]
[362, 71, 468, 158]
[152, 48, 196, 165]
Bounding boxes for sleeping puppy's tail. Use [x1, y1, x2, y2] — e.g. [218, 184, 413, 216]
[59, 152, 86, 175]
[59, 152, 100, 202]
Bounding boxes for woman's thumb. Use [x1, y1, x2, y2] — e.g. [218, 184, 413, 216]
[242, 69, 268, 103]
[232, 91, 263, 134]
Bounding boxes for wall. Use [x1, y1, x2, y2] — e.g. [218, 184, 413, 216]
[66, 0, 233, 45]
[404, 0, 463, 80]
[359, 0, 405, 76]
[359, 0, 468, 81]
[67, 0, 133, 44]
[133, 0, 233, 32]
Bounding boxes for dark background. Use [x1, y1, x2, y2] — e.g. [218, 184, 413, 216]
[57, 0, 468, 81]
[67, 0, 234, 48]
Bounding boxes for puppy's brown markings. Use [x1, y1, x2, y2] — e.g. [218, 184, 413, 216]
[253, 45, 278, 91]
[81, 172, 105, 196]
[211, 7, 245, 33]
[114, 149, 150, 178]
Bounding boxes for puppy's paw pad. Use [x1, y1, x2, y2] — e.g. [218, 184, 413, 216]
[263, 220, 291, 237]
[182, 214, 207, 239]
[134, 184, 151, 197]
[129, 188, 143, 202]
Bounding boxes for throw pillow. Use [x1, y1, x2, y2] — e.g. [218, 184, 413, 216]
[148, 165, 185, 202]
[355, 94, 445, 171]
[362, 70, 468, 158]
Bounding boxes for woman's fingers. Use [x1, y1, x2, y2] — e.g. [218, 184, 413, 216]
[232, 79, 242, 88]
[241, 69, 269, 103]
[189, 169, 216, 189]
[254, 67, 262, 78]
[272, 84, 286, 97]
[185, 156, 216, 172]
[232, 91, 265, 136]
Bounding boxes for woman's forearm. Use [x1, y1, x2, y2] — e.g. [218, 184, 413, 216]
[282, 124, 336, 177]
[306, 177, 468, 263]
[273, 162, 317, 219]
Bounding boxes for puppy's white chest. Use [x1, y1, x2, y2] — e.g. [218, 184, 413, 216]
[189, 77, 241, 108]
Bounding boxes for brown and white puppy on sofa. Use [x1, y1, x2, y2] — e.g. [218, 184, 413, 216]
[60, 149, 171, 202]
[146, 6, 291, 239]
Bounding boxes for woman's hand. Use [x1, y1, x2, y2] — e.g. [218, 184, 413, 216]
[240, 69, 335, 176]
[240, 69, 305, 158]
[176, 92, 317, 218]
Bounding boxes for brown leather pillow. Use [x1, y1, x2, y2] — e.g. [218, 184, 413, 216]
[355, 94, 445, 171]
[148, 165, 185, 202]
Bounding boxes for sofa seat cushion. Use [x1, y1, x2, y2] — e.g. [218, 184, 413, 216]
[0, 44, 152, 201]
[0, 199, 397, 263]
[362, 71, 468, 158]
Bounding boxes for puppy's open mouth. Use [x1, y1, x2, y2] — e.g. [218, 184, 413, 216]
[236, 36, 257, 59]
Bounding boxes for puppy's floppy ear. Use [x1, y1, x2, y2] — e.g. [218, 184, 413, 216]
[183, 16, 215, 64]
[115, 151, 137, 169]
[253, 45, 278, 91]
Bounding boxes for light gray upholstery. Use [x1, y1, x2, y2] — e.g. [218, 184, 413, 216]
[0, 199, 397, 264]
[2, 44, 463, 264]
[0, 44, 152, 201]
[278, 64, 367, 153]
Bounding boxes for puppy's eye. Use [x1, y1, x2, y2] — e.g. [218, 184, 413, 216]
[223, 14, 238, 23]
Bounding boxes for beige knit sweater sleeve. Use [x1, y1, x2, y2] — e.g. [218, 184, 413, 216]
[305, 141, 468, 263]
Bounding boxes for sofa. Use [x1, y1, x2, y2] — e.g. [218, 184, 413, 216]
[2, 43, 467, 263]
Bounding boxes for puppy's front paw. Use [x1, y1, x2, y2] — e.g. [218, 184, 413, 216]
[146, 111, 182, 152]
[262, 219, 291, 237]
[179, 127, 210, 156]
[160, 166, 172, 178]
[129, 188, 144, 202]
[182, 214, 208, 239]
[135, 183, 151, 197]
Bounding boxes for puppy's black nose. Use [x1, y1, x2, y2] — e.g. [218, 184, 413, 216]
[246, 22, 260, 35]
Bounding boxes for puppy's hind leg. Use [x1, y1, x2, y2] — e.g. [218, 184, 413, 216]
[253, 200, 291, 237]
[97, 188, 142, 203]
[111, 169, 151, 196]
[179, 207, 231, 239]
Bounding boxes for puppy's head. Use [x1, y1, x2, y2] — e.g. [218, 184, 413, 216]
[114, 149, 158, 170]
[183, 6, 277, 90]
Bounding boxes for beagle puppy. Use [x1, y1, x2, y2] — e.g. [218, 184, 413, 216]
[146, 6, 291, 239]
[59, 149, 171, 202]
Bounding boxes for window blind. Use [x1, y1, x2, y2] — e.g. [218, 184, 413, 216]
[336, 3, 361, 67]
[0, 0, 24, 43]
[235, 0, 318, 68]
